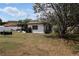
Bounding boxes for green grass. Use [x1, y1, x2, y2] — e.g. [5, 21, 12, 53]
[72, 45, 79, 50]
[0, 42, 19, 50]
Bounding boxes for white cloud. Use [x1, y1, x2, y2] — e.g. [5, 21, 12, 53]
[0, 7, 37, 21]
[24, 9, 37, 20]
[0, 16, 7, 22]
[0, 7, 26, 17]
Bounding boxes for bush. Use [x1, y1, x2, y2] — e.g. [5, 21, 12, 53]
[70, 45, 79, 53]
[0, 30, 12, 35]
[65, 34, 79, 38]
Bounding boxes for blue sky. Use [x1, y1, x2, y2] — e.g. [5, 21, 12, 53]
[0, 3, 37, 22]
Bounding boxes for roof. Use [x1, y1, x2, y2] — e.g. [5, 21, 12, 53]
[4, 21, 17, 27]
[7, 21, 18, 23]
[27, 20, 49, 25]
[27, 21, 44, 25]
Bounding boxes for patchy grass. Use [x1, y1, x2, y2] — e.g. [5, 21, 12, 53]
[0, 31, 77, 56]
[61, 33, 79, 55]
[0, 42, 19, 49]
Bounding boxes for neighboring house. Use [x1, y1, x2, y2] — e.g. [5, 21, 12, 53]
[3, 21, 21, 31]
[4, 21, 18, 27]
[27, 21, 52, 33]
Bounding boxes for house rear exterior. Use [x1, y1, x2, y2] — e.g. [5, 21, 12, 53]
[27, 22, 44, 33]
[27, 21, 52, 33]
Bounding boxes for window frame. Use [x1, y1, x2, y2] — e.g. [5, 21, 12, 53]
[32, 25, 38, 30]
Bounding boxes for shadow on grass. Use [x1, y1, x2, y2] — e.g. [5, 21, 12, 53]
[44, 33, 79, 54]
[0, 35, 13, 38]
[64, 34, 79, 43]
[43, 33, 60, 39]
[63, 34, 79, 54]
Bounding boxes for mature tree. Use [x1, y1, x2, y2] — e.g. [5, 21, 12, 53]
[0, 18, 2, 22]
[33, 3, 79, 38]
[23, 19, 32, 24]
[17, 20, 23, 26]
[17, 18, 32, 31]
[0, 18, 4, 25]
[17, 19, 31, 25]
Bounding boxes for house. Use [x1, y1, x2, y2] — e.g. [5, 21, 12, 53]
[3, 21, 21, 31]
[4, 21, 18, 27]
[27, 21, 52, 33]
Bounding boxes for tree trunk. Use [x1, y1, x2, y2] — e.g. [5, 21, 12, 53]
[59, 25, 67, 38]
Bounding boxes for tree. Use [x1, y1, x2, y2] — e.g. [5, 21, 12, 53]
[17, 18, 32, 31]
[0, 18, 4, 25]
[23, 19, 32, 24]
[0, 18, 2, 22]
[17, 18, 32, 26]
[0, 18, 2, 25]
[33, 3, 79, 38]
[17, 20, 23, 26]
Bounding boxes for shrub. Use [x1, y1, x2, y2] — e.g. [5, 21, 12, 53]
[0, 30, 12, 35]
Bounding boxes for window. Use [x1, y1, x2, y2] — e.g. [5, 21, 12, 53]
[32, 25, 38, 30]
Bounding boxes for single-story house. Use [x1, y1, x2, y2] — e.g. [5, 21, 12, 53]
[3, 21, 21, 31]
[27, 21, 52, 33]
[4, 21, 18, 27]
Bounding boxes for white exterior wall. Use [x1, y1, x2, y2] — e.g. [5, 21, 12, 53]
[28, 24, 44, 33]
[0, 26, 21, 31]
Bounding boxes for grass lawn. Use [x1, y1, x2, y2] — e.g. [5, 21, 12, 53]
[0, 31, 77, 56]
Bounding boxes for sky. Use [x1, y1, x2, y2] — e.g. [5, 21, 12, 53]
[0, 3, 37, 22]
